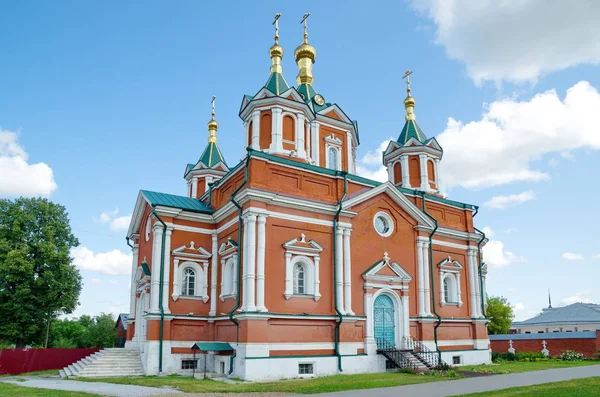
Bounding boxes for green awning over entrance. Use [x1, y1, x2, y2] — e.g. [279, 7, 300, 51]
[191, 342, 233, 352]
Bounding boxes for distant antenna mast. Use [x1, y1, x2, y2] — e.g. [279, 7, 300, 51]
[548, 289, 553, 308]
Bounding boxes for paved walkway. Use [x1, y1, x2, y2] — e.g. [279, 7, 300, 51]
[0, 376, 183, 397]
[302, 365, 600, 397]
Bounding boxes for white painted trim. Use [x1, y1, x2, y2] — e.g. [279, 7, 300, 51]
[373, 211, 394, 237]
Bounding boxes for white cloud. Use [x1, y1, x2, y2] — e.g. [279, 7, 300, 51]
[355, 138, 392, 182]
[483, 240, 524, 268]
[411, 1, 600, 84]
[71, 246, 132, 276]
[437, 81, 600, 189]
[562, 252, 584, 261]
[504, 228, 519, 234]
[562, 291, 592, 305]
[593, 254, 600, 259]
[95, 208, 132, 232]
[483, 191, 536, 209]
[512, 302, 525, 312]
[481, 226, 494, 238]
[0, 129, 57, 197]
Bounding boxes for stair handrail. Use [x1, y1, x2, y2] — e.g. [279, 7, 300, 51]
[402, 336, 444, 369]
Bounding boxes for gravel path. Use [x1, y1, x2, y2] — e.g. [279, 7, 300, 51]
[0, 376, 182, 397]
[304, 364, 600, 397]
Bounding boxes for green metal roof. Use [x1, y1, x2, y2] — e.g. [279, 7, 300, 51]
[141, 190, 214, 213]
[264, 72, 289, 96]
[191, 342, 233, 351]
[297, 83, 330, 112]
[397, 119, 427, 145]
[198, 141, 227, 169]
[141, 262, 151, 276]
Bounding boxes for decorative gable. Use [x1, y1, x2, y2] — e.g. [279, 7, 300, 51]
[437, 256, 463, 273]
[363, 252, 412, 285]
[218, 238, 238, 257]
[172, 241, 212, 260]
[324, 134, 343, 146]
[282, 234, 323, 255]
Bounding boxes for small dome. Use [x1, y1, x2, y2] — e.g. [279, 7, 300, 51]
[404, 94, 415, 108]
[294, 40, 316, 63]
[269, 43, 284, 59]
[207, 119, 218, 130]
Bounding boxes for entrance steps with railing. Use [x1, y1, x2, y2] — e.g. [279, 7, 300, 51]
[59, 348, 144, 378]
[376, 337, 444, 373]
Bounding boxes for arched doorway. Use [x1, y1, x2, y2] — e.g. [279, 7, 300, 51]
[374, 294, 396, 349]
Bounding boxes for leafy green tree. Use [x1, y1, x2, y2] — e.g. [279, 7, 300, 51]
[487, 296, 515, 335]
[0, 198, 82, 347]
[48, 318, 89, 348]
[89, 313, 116, 348]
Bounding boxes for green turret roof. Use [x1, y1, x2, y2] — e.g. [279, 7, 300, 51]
[397, 119, 427, 145]
[197, 141, 227, 169]
[264, 72, 289, 96]
[297, 83, 330, 112]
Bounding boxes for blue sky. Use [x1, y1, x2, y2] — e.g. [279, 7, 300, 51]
[1, 1, 599, 320]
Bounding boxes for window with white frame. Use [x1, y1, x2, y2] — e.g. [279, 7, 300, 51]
[327, 147, 339, 170]
[325, 134, 343, 171]
[171, 241, 211, 302]
[437, 257, 463, 307]
[283, 234, 323, 301]
[219, 238, 239, 301]
[182, 268, 196, 296]
[298, 363, 314, 375]
[221, 257, 236, 298]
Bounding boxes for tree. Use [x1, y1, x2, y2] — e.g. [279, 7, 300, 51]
[487, 296, 515, 335]
[0, 198, 82, 347]
[48, 318, 89, 348]
[89, 313, 116, 348]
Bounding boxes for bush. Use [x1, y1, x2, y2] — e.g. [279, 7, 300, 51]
[559, 350, 583, 361]
[515, 352, 547, 362]
[492, 352, 516, 362]
[398, 367, 417, 374]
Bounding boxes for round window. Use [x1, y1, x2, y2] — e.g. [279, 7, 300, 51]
[373, 212, 394, 237]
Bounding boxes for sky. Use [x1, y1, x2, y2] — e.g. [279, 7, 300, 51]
[1, 0, 599, 321]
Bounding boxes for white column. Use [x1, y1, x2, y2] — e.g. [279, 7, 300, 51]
[456, 272, 463, 307]
[417, 240, 426, 317]
[311, 121, 320, 165]
[270, 107, 283, 153]
[209, 232, 218, 316]
[256, 215, 267, 312]
[439, 271, 445, 306]
[434, 158, 441, 191]
[243, 121, 249, 148]
[365, 293, 374, 339]
[191, 177, 198, 198]
[205, 176, 213, 193]
[402, 295, 410, 347]
[419, 154, 429, 191]
[241, 217, 249, 311]
[401, 155, 410, 188]
[467, 249, 478, 318]
[172, 258, 180, 299]
[305, 121, 311, 161]
[343, 228, 353, 315]
[473, 250, 482, 317]
[129, 242, 139, 318]
[251, 110, 260, 150]
[245, 214, 257, 312]
[314, 256, 321, 301]
[149, 226, 163, 313]
[296, 113, 306, 158]
[284, 252, 293, 299]
[346, 132, 353, 173]
[335, 227, 345, 315]
[422, 240, 431, 316]
[387, 163, 394, 183]
[161, 229, 172, 314]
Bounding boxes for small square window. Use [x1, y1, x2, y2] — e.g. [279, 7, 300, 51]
[298, 363, 314, 375]
[181, 359, 198, 370]
[452, 356, 461, 365]
[385, 360, 396, 369]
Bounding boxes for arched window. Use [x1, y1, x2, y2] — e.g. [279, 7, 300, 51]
[294, 263, 306, 294]
[222, 259, 235, 296]
[328, 147, 339, 170]
[443, 278, 450, 303]
[443, 274, 458, 304]
[182, 268, 196, 296]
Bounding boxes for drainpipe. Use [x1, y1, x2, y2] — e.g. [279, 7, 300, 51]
[150, 207, 167, 374]
[333, 171, 348, 372]
[472, 206, 488, 319]
[418, 191, 442, 364]
[227, 153, 250, 375]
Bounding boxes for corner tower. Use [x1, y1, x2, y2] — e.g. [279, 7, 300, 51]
[184, 96, 229, 198]
[383, 71, 442, 192]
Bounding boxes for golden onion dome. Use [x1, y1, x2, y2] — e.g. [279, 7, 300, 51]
[269, 43, 284, 59]
[207, 118, 218, 130]
[294, 38, 316, 63]
[404, 94, 415, 108]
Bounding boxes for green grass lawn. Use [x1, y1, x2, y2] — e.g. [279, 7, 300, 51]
[460, 360, 600, 374]
[0, 383, 100, 397]
[78, 372, 447, 394]
[458, 376, 600, 396]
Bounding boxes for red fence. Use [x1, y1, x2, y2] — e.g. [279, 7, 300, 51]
[0, 348, 100, 375]
[490, 330, 600, 358]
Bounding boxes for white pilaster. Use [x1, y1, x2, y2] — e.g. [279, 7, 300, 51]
[335, 227, 345, 315]
[457, 272, 463, 307]
[364, 293, 376, 354]
[284, 252, 293, 299]
[161, 229, 172, 314]
[191, 177, 198, 198]
[129, 242, 139, 318]
[402, 295, 410, 344]
[387, 163, 394, 183]
[439, 270, 445, 306]
[172, 258, 180, 300]
[256, 215, 267, 312]
[270, 107, 283, 153]
[422, 240, 431, 316]
[205, 176, 213, 193]
[314, 256, 321, 301]
[241, 217, 249, 312]
[419, 154, 429, 191]
[296, 113, 306, 158]
[243, 121, 249, 148]
[311, 121, 320, 165]
[467, 249, 478, 318]
[343, 228, 353, 315]
[251, 110, 260, 150]
[149, 226, 163, 313]
[245, 214, 257, 312]
[401, 155, 410, 188]
[346, 132, 352, 173]
[417, 240, 426, 317]
[209, 232, 218, 316]
[473, 250, 482, 318]
[434, 158, 441, 191]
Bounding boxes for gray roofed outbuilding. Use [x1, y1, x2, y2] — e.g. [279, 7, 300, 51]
[513, 302, 600, 326]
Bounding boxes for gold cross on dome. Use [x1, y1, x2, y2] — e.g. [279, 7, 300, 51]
[273, 13, 281, 43]
[402, 70, 413, 92]
[211, 95, 216, 118]
[300, 13, 310, 35]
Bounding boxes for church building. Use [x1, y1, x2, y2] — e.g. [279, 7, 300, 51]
[125, 15, 491, 380]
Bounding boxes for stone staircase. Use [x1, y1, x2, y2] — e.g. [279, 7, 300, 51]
[59, 348, 144, 378]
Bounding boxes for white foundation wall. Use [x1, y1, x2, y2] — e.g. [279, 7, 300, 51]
[440, 349, 491, 366]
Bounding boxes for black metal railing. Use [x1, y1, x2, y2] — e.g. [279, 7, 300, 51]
[402, 336, 441, 369]
[375, 337, 445, 372]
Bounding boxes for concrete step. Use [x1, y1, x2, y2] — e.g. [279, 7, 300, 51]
[61, 348, 143, 378]
[59, 369, 67, 379]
